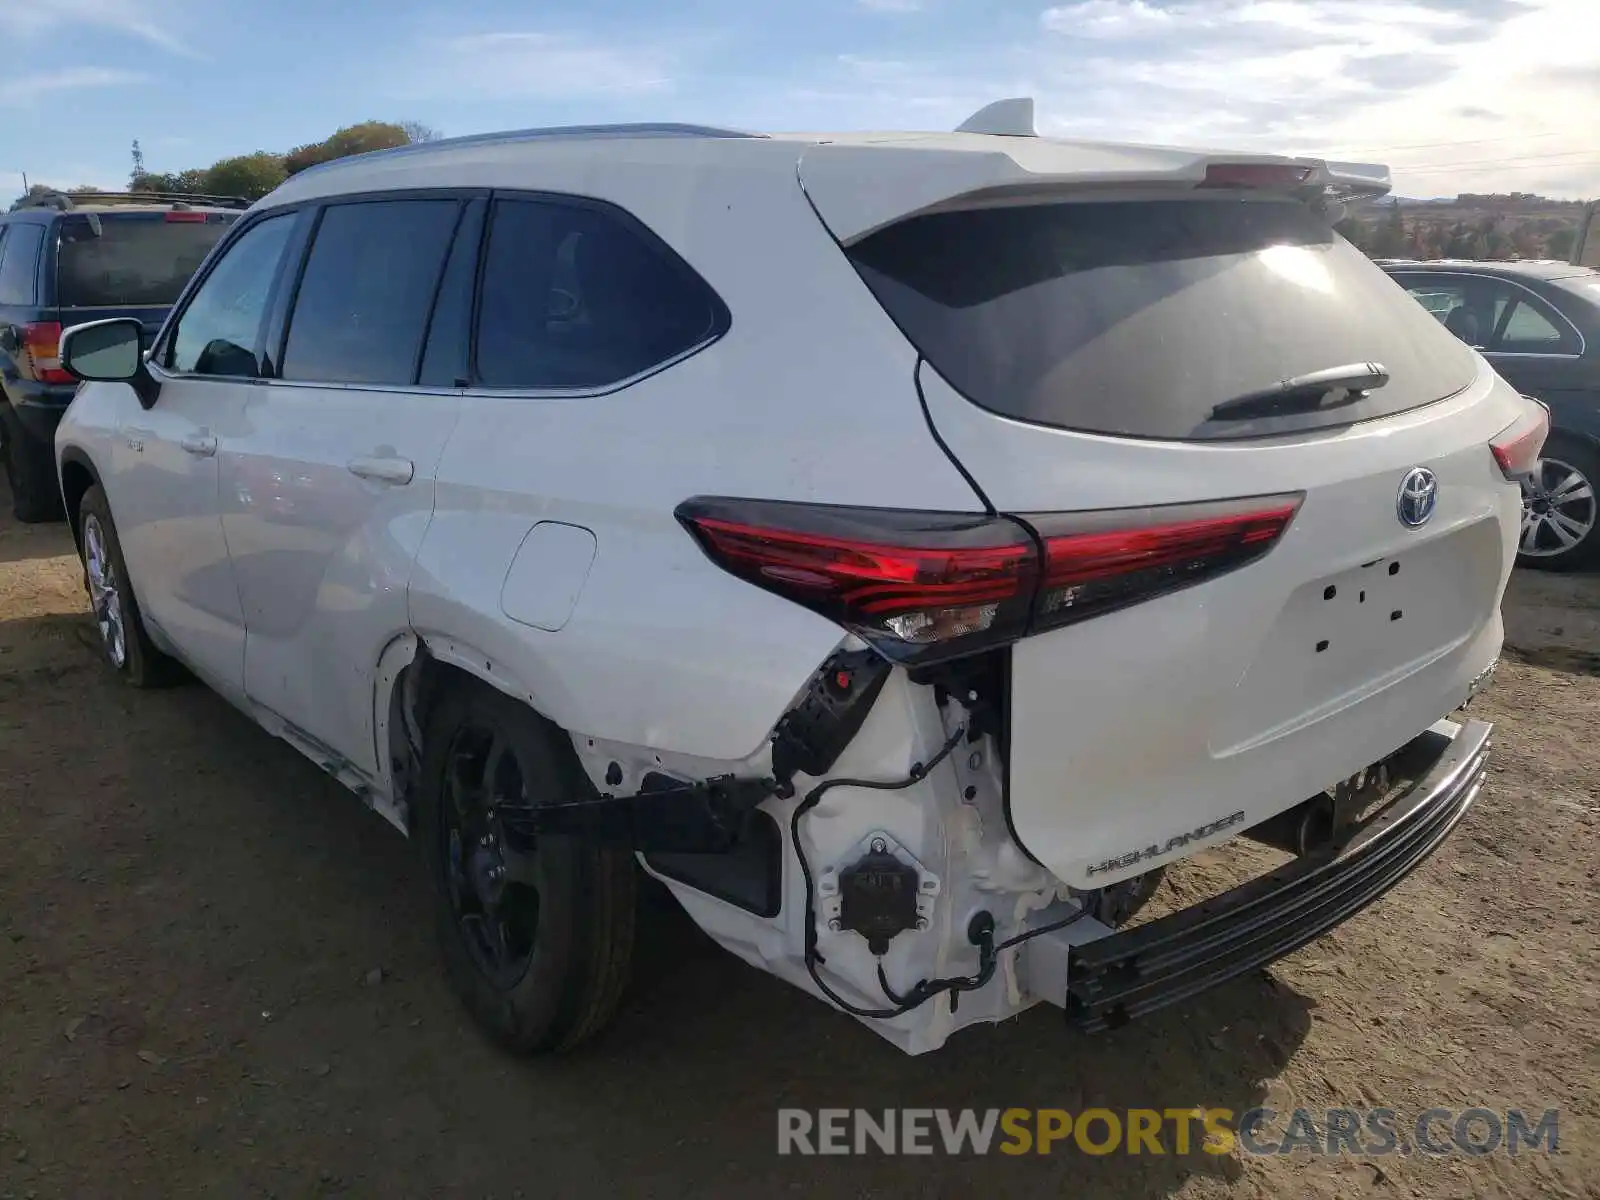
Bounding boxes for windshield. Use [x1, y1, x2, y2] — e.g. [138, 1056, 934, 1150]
[847, 196, 1480, 441]
[56, 211, 235, 309]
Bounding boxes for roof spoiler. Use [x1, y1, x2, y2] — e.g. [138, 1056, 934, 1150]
[1314, 160, 1392, 204]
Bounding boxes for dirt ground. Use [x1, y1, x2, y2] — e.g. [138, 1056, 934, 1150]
[0, 483, 1595, 1200]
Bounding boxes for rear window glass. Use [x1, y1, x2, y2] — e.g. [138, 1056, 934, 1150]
[847, 197, 1480, 440]
[56, 212, 234, 308]
[474, 198, 724, 390]
[0, 223, 44, 305]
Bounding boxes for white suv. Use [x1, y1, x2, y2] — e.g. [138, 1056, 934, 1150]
[53, 102, 1541, 1056]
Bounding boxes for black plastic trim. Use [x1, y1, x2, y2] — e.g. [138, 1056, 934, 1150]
[1064, 719, 1491, 1031]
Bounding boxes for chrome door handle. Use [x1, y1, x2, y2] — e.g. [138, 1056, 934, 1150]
[347, 455, 415, 485]
[179, 432, 217, 457]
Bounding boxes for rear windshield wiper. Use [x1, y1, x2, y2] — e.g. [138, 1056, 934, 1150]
[1208, 362, 1390, 422]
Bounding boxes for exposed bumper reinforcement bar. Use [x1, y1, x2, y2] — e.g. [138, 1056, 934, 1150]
[1064, 717, 1491, 1032]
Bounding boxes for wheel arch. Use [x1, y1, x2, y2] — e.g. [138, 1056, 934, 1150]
[57, 445, 102, 553]
[372, 630, 594, 835]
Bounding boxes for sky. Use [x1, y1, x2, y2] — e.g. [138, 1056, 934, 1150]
[0, 0, 1594, 201]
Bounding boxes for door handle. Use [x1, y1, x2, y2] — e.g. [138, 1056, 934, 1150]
[179, 432, 217, 457]
[347, 455, 415, 485]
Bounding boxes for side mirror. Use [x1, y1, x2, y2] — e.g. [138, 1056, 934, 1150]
[59, 318, 160, 409]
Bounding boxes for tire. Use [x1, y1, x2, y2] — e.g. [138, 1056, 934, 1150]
[76, 485, 184, 687]
[417, 677, 636, 1054]
[2, 407, 64, 524]
[1516, 435, 1600, 572]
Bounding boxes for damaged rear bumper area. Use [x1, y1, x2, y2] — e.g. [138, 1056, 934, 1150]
[1062, 717, 1491, 1032]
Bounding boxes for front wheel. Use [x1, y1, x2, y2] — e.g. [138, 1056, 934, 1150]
[1516, 437, 1600, 571]
[76, 485, 183, 687]
[417, 679, 636, 1054]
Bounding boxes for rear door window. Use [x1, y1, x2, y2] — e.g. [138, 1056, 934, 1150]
[1494, 294, 1576, 354]
[280, 199, 460, 386]
[847, 197, 1480, 441]
[0, 223, 44, 305]
[473, 198, 725, 389]
[56, 212, 234, 308]
[1395, 272, 1579, 356]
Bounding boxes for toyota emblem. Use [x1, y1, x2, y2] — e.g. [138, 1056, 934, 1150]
[1396, 467, 1438, 529]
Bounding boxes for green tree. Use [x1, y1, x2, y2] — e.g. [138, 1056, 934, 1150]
[1371, 201, 1408, 257]
[1547, 226, 1576, 260]
[285, 120, 415, 175]
[202, 151, 288, 200]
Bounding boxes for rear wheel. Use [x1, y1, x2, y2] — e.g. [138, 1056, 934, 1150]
[1516, 437, 1600, 571]
[77, 485, 183, 687]
[417, 679, 635, 1054]
[2, 408, 64, 524]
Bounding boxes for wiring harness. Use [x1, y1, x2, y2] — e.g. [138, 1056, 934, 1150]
[789, 725, 1091, 1019]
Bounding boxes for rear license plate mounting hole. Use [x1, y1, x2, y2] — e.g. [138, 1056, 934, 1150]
[1316, 639, 1330, 653]
[1323, 585, 1337, 600]
[1388, 562, 1400, 576]
[1390, 610, 1403, 622]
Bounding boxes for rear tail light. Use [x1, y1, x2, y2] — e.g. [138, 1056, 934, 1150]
[18, 322, 73, 385]
[676, 495, 1301, 665]
[1029, 499, 1302, 633]
[676, 499, 1037, 664]
[1489, 401, 1549, 479]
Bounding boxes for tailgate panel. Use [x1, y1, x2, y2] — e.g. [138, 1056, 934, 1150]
[1215, 519, 1503, 754]
[915, 364, 1525, 889]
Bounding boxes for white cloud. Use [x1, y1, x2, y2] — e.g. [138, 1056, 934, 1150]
[0, 0, 194, 56]
[415, 31, 675, 99]
[1041, 0, 1174, 37]
[1027, 0, 1597, 196]
[0, 67, 148, 107]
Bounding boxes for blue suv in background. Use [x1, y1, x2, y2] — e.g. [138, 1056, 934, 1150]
[0, 191, 241, 521]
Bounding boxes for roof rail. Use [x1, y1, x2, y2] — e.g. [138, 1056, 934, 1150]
[289, 123, 766, 181]
[8, 189, 251, 213]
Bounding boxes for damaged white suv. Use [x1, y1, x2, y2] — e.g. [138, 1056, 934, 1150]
[54, 100, 1540, 1055]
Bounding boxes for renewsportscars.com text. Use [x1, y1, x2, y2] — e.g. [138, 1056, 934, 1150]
[776, 1107, 1560, 1157]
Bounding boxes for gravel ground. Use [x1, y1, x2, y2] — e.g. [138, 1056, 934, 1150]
[0, 484, 1595, 1199]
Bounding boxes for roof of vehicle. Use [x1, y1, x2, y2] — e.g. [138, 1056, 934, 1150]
[1380, 258, 1596, 282]
[261, 101, 1393, 244]
[4, 190, 248, 218]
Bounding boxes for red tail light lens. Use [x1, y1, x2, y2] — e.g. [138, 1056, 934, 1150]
[677, 494, 1302, 664]
[1029, 497, 1302, 633]
[1489, 401, 1549, 479]
[676, 499, 1037, 664]
[19, 322, 73, 385]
